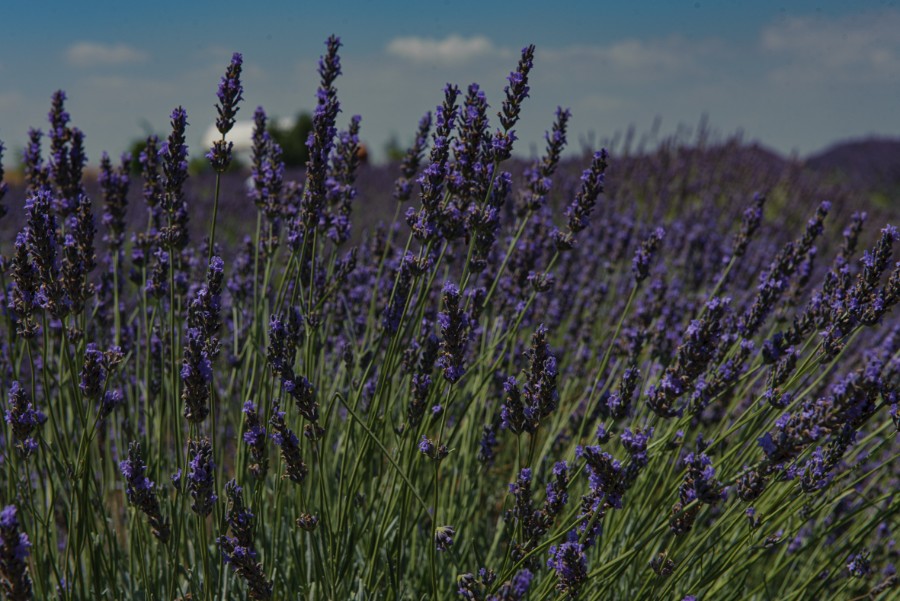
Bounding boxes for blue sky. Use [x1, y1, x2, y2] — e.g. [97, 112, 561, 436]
[1, 0, 899, 164]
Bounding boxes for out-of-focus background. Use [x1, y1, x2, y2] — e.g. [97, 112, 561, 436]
[1, 1, 899, 162]
[2, 0, 898, 242]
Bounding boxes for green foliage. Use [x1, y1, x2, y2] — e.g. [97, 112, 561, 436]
[269, 112, 314, 167]
[384, 134, 406, 162]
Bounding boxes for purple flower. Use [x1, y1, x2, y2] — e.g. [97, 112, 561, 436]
[435, 525, 455, 551]
[847, 550, 871, 577]
[555, 149, 608, 249]
[207, 139, 234, 173]
[501, 326, 559, 435]
[159, 106, 190, 250]
[498, 45, 536, 135]
[98, 151, 131, 252]
[119, 442, 169, 542]
[5, 381, 47, 459]
[418, 435, 448, 461]
[547, 541, 587, 597]
[679, 450, 724, 505]
[620, 427, 654, 466]
[217, 479, 272, 599]
[437, 282, 469, 383]
[215, 53, 244, 136]
[99, 389, 124, 420]
[295, 36, 343, 242]
[418, 435, 435, 456]
[181, 327, 212, 423]
[269, 402, 307, 484]
[477, 422, 498, 466]
[80, 343, 106, 400]
[0, 505, 32, 598]
[188, 437, 217, 517]
[633, 227, 666, 282]
[488, 568, 533, 600]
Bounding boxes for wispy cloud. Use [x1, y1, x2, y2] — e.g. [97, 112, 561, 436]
[65, 41, 149, 68]
[761, 10, 900, 83]
[384, 33, 713, 84]
[385, 34, 507, 66]
[542, 37, 709, 77]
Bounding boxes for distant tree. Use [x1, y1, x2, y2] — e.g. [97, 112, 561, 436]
[269, 112, 314, 167]
[127, 138, 149, 174]
[384, 135, 405, 162]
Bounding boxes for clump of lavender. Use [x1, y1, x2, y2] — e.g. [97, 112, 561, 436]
[507, 462, 570, 561]
[739, 202, 830, 338]
[268, 312, 319, 423]
[520, 107, 570, 215]
[207, 52, 244, 173]
[181, 327, 212, 423]
[159, 107, 190, 251]
[418, 435, 448, 460]
[4, 382, 46, 458]
[187, 437, 217, 517]
[25, 189, 67, 319]
[217, 480, 272, 599]
[406, 84, 460, 242]
[501, 325, 559, 434]
[269, 402, 308, 484]
[554, 149, 608, 250]
[119, 442, 170, 542]
[547, 541, 587, 597]
[847, 550, 871, 578]
[493, 45, 536, 160]
[8, 232, 40, 338]
[295, 35, 342, 245]
[438, 282, 469, 383]
[188, 256, 225, 357]
[98, 151, 131, 252]
[632, 227, 666, 282]
[242, 401, 268, 479]
[648, 296, 730, 417]
[0, 505, 32, 601]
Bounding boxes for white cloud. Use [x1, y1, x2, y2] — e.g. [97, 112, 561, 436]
[385, 34, 505, 66]
[761, 10, 900, 83]
[543, 37, 701, 74]
[65, 41, 148, 68]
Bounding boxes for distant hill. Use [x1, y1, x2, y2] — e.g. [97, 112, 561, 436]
[804, 138, 900, 203]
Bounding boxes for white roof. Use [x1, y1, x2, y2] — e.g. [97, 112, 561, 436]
[201, 116, 298, 154]
[201, 120, 257, 153]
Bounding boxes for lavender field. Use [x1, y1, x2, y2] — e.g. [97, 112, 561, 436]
[0, 37, 899, 600]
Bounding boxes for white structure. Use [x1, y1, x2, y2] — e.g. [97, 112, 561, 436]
[200, 116, 296, 163]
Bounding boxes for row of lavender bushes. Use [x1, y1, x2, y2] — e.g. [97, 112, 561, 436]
[0, 36, 898, 600]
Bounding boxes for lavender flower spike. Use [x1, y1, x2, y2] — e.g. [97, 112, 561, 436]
[435, 525, 456, 551]
[0, 505, 33, 600]
[547, 541, 587, 598]
[188, 437, 217, 517]
[119, 442, 170, 542]
[217, 479, 272, 599]
[4, 382, 47, 458]
[215, 52, 244, 135]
